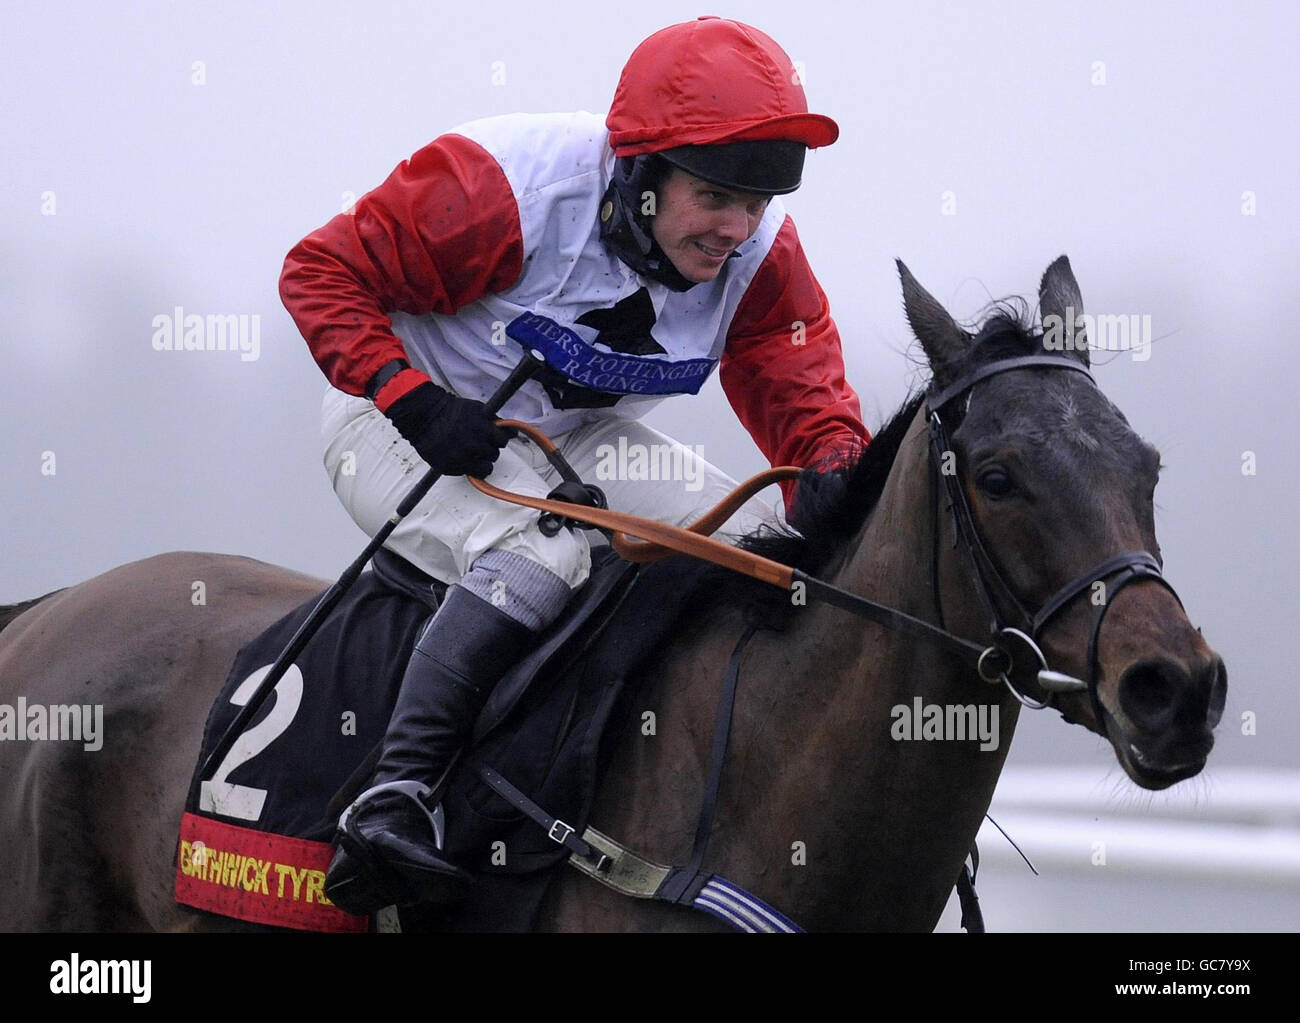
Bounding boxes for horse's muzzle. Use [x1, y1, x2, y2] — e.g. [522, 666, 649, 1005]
[1109, 652, 1228, 788]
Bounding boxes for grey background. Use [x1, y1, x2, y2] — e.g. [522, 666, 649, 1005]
[3, 2, 1295, 818]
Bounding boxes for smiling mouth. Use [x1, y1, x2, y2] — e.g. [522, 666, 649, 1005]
[694, 242, 730, 259]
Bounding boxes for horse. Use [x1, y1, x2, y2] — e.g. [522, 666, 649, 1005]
[0, 257, 1226, 932]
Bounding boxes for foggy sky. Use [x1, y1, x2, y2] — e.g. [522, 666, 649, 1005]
[3, 0, 1297, 782]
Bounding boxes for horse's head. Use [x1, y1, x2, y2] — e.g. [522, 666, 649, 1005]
[898, 257, 1227, 789]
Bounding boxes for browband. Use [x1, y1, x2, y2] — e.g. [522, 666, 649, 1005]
[927, 354, 1095, 412]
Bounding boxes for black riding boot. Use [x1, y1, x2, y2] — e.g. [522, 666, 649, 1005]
[324, 584, 532, 916]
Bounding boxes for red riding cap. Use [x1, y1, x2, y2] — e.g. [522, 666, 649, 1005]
[606, 16, 840, 158]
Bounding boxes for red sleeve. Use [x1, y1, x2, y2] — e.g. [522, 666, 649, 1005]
[278, 133, 525, 412]
[722, 215, 871, 511]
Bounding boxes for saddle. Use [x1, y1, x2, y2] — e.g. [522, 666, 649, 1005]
[176, 542, 696, 931]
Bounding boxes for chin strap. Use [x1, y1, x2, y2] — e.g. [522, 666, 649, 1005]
[598, 165, 698, 292]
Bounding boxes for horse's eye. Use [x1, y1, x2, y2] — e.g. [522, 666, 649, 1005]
[978, 468, 1014, 498]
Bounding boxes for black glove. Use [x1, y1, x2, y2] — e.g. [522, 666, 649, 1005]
[383, 382, 511, 478]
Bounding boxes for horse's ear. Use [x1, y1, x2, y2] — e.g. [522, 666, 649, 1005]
[897, 259, 970, 386]
[1039, 255, 1090, 366]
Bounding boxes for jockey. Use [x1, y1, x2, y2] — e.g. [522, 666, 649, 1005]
[279, 15, 870, 915]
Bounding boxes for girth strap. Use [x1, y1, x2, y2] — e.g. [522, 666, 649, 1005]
[656, 624, 756, 901]
[475, 626, 804, 932]
[475, 772, 802, 931]
[474, 627, 984, 933]
[475, 765, 606, 866]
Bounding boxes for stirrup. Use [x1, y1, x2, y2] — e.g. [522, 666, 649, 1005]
[338, 780, 447, 851]
[326, 780, 469, 916]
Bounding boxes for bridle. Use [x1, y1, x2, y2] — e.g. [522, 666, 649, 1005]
[464, 347, 1190, 727]
[921, 353, 1185, 723]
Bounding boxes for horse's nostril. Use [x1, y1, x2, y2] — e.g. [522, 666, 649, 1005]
[1206, 655, 1228, 728]
[1117, 660, 1181, 731]
[1119, 655, 1226, 734]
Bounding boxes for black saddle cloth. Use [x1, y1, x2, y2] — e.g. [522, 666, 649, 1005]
[183, 544, 716, 930]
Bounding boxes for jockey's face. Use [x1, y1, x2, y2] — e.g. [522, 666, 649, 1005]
[650, 167, 771, 283]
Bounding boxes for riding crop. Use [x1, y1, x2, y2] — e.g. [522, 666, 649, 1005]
[198, 345, 548, 782]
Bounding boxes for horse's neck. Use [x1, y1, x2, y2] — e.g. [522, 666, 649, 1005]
[585, 411, 1018, 931]
[770, 409, 1019, 929]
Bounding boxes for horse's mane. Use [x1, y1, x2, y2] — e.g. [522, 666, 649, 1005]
[657, 300, 1039, 628]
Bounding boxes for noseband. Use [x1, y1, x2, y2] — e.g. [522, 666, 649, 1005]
[925, 354, 1184, 722]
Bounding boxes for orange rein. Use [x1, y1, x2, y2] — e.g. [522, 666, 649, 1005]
[467, 420, 800, 589]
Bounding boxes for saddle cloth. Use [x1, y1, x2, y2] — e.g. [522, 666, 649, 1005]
[175, 545, 702, 931]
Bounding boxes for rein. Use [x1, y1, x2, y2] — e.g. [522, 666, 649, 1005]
[477, 351, 1185, 716]
[473, 424, 1011, 682]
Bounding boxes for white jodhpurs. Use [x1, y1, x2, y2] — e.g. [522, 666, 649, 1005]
[320, 386, 785, 624]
